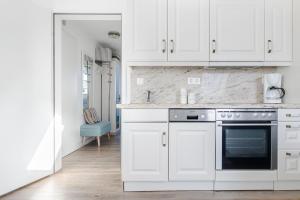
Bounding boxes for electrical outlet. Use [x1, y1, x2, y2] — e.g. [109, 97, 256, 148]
[137, 78, 144, 85]
[187, 77, 201, 85]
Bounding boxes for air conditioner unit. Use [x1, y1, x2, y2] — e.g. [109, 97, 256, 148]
[95, 44, 112, 66]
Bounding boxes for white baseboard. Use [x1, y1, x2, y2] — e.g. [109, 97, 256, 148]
[214, 181, 274, 190]
[274, 181, 300, 190]
[124, 180, 300, 191]
[62, 137, 94, 158]
[124, 181, 214, 191]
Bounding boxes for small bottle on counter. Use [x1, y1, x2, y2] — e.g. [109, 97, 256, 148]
[180, 88, 187, 104]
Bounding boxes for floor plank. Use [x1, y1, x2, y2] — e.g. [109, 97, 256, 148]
[2, 134, 300, 200]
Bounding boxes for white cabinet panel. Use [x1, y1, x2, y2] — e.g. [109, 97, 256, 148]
[124, 0, 167, 61]
[265, 0, 292, 62]
[169, 123, 215, 181]
[279, 122, 300, 149]
[278, 150, 300, 181]
[122, 123, 168, 181]
[279, 109, 300, 122]
[122, 109, 168, 123]
[168, 0, 209, 61]
[210, 0, 264, 61]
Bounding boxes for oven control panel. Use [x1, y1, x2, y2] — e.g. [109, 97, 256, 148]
[169, 109, 216, 122]
[216, 109, 278, 121]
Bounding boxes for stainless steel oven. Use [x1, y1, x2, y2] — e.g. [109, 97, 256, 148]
[216, 109, 278, 170]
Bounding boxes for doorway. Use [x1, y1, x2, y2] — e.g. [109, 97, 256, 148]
[54, 14, 122, 172]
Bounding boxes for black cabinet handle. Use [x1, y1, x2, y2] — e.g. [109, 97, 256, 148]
[187, 115, 199, 120]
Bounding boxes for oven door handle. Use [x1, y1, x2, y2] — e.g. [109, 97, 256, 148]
[218, 123, 278, 127]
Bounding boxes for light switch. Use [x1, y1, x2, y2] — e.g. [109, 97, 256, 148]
[188, 77, 201, 85]
[137, 78, 144, 85]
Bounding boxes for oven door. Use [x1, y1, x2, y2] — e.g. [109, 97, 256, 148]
[216, 121, 277, 170]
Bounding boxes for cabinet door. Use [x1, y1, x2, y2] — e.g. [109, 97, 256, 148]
[278, 150, 300, 180]
[122, 123, 168, 181]
[279, 109, 300, 122]
[279, 122, 300, 149]
[265, 0, 292, 62]
[168, 0, 209, 61]
[124, 0, 167, 61]
[169, 123, 215, 181]
[210, 0, 264, 61]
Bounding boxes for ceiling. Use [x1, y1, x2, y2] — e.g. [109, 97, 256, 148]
[67, 20, 122, 56]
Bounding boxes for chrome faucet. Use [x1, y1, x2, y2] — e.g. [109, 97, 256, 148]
[146, 90, 152, 103]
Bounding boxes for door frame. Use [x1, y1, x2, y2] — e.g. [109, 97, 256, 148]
[53, 13, 123, 172]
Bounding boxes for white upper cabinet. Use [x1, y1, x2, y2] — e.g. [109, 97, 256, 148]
[169, 123, 215, 181]
[124, 0, 168, 61]
[168, 0, 209, 61]
[265, 0, 293, 62]
[124, 0, 293, 65]
[210, 0, 265, 61]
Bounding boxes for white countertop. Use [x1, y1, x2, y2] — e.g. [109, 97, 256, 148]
[117, 103, 300, 109]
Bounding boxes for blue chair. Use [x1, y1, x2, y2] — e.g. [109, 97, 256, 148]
[80, 121, 112, 147]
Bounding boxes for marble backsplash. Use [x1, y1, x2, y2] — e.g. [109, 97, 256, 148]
[130, 66, 275, 104]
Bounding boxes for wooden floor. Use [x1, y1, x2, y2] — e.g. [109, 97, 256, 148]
[2, 134, 300, 200]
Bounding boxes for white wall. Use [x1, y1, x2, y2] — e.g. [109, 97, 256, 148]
[277, 0, 300, 104]
[0, 0, 124, 195]
[61, 23, 98, 157]
[0, 0, 54, 196]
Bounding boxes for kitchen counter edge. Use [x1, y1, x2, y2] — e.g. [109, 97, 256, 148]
[117, 103, 300, 109]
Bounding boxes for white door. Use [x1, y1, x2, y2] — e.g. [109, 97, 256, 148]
[210, 0, 265, 61]
[122, 123, 168, 181]
[168, 0, 209, 61]
[265, 0, 293, 62]
[278, 122, 300, 149]
[124, 0, 168, 61]
[278, 150, 300, 180]
[169, 123, 215, 181]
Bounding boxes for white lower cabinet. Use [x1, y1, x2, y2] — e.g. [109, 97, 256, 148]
[120, 108, 300, 190]
[169, 123, 215, 181]
[278, 122, 300, 149]
[278, 109, 300, 122]
[122, 123, 168, 181]
[278, 150, 300, 181]
[278, 109, 300, 183]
